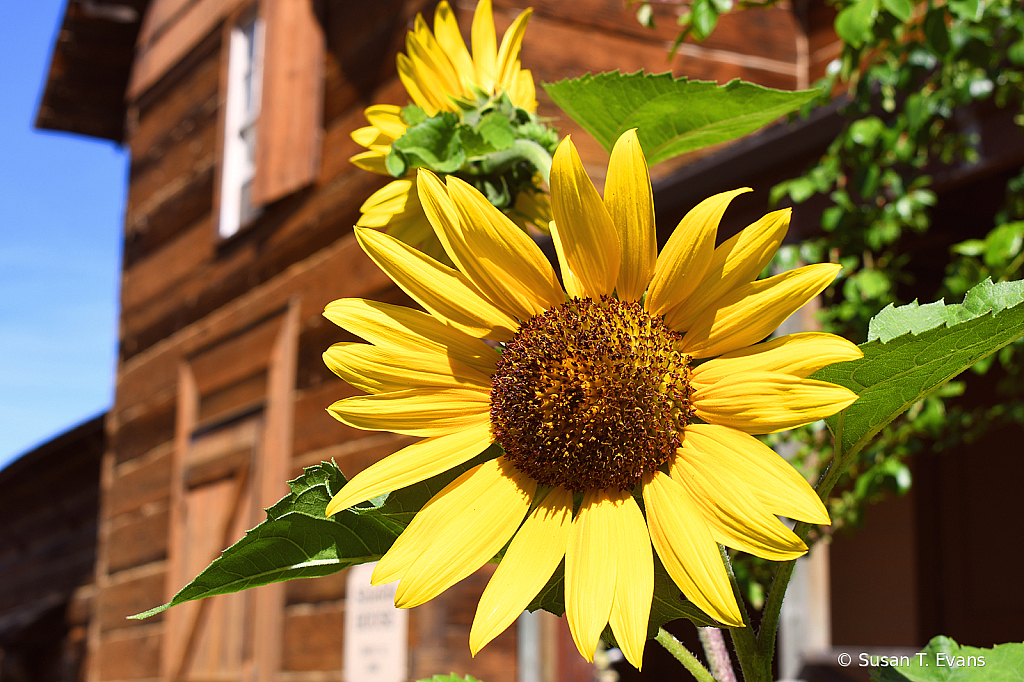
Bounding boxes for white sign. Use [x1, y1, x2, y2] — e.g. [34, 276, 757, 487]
[343, 562, 408, 682]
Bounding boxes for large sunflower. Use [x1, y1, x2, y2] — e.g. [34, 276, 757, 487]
[351, 0, 548, 252]
[324, 130, 859, 668]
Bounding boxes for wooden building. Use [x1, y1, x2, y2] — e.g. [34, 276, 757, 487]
[27, 0, 1024, 681]
[0, 415, 104, 682]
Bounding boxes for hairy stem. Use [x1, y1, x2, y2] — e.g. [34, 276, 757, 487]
[698, 628, 737, 682]
[655, 628, 717, 682]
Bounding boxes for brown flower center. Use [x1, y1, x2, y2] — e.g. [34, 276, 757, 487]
[489, 296, 694, 492]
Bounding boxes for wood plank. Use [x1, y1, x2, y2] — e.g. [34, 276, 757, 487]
[97, 625, 163, 680]
[107, 506, 170, 573]
[129, 36, 221, 162]
[128, 0, 246, 98]
[97, 568, 166, 632]
[107, 448, 173, 518]
[113, 397, 176, 465]
[282, 604, 344, 672]
[251, 0, 325, 206]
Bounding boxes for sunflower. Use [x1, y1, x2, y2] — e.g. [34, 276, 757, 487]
[323, 130, 860, 668]
[350, 0, 549, 250]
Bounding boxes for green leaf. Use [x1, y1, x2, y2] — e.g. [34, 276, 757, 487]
[880, 0, 912, 23]
[835, 0, 878, 48]
[870, 636, 1024, 681]
[475, 111, 516, 152]
[130, 462, 402, 619]
[812, 279, 1024, 459]
[948, 0, 982, 23]
[402, 104, 427, 127]
[923, 8, 952, 56]
[543, 71, 817, 165]
[390, 112, 466, 175]
[690, 0, 719, 40]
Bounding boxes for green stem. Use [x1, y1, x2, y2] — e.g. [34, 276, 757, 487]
[655, 628, 717, 682]
[756, 444, 853, 675]
[719, 546, 762, 682]
[472, 139, 553, 183]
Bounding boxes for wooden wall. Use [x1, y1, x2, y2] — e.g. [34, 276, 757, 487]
[90, 1, 837, 681]
[0, 416, 104, 682]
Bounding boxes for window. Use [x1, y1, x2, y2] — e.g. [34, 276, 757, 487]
[219, 14, 265, 238]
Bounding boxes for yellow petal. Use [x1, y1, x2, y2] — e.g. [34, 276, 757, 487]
[666, 208, 790, 330]
[605, 129, 656, 303]
[418, 171, 563, 319]
[693, 370, 858, 434]
[471, 0, 497, 93]
[322, 298, 497, 376]
[642, 471, 744, 627]
[406, 16, 462, 101]
[608, 491, 654, 670]
[351, 125, 389, 149]
[433, 1, 475, 92]
[672, 449, 807, 560]
[511, 67, 537, 112]
[354, 226, 518, 340]
[324, 422, 495, 516]
[495, 8, 532, 91]
[564, 489, 616, 662]
[359, 179, 414, 216]
[350, 150, 390, 175]
[328, 387, 491, 437]
[692, 332, 863, 389]
[549, 136, 620, 298]
[397, 52, 443, 116]
[646, 189, 750, 317]
[679, 263, 842, 358]
[323, 342, 492, 393]
[363, 104, 407, 141]
[470, 486, 573, 654]
[390, 458, 536, 607]
[549, 220, 585, 299]
[680, 425, 830, 524]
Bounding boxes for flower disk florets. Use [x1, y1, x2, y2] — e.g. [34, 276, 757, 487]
[490, 296, 694, 492]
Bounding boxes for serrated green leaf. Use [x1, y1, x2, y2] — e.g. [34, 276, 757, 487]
[391, 112, 466, 174]
[812, 279, 1024, 459]
[542, 71, 816, 166]
[870, 636, 1024, 682]
[402, 104, 427, 127]
[130, 462, 402, 619]
[417, 675, 483, 682]
[476, 111, 516, 151]
[835, 0, 878, 48]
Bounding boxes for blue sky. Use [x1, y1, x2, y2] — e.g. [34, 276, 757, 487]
[0, 1, 127, 470]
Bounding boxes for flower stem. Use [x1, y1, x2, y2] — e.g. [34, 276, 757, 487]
[655, 628, 716, 682]
[698, 628, 737, 682]
[756, 449, 850, 678]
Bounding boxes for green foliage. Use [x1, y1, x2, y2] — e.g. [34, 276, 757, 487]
[130, 462, 398, 619]
[870, 636, 1024, 681]
[542, 71, 816, 165]
[385, 93, 558, 214]
[813, 278, 1024, 459]
[131, 450, 490, 619]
